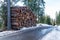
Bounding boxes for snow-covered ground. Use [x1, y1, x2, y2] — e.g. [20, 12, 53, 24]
[0, 24, 60, 40]
[0, 26, 39, 37]
[0, 31, 17, 37]
[36, 23, 52, 27]
[41, 28, 60, 40]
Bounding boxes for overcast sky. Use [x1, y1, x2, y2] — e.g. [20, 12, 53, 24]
[44, 0, 60, 19]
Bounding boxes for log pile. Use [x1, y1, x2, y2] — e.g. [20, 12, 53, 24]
[11, 7, 37, 30]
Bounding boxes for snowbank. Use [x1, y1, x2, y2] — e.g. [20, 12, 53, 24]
[0, 31, 17, 37]
[41, 29, 60, 40]
[0, 26, 38, 37]
[37, 23, 52, 27]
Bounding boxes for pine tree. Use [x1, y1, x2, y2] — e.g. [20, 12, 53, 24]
[44, 15, 52, 25]
[23, 0, 45, 22]
[0, 1, 7, 30]
[56, 11, 60, 25]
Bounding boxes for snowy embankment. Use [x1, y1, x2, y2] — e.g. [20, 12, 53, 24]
[0, 24, 60, 40]
[0, 23, 51, 37]
[41, 28, 60, 40]
[0, 26, 37, 37]
[0, 31, 17, 37]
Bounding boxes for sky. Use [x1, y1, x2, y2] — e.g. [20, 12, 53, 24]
[0, 0, 60, 19]
[44, 0, 60, 19]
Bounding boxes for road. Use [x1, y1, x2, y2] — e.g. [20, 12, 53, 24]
[0, 26, 54, 40]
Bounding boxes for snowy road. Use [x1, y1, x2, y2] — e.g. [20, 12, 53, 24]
[0, 26, 57, 40]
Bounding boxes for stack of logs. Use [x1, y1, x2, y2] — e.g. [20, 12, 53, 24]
[11, 7, 37, 30]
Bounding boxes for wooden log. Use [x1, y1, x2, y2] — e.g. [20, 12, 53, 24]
[10, 7, 37, 30]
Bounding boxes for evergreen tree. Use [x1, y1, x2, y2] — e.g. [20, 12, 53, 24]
[0, 1, 7, 29]
[39, 15, 45, 23]
[44, 15, 52, 25]
[56, 11, 60, 25]
[23, 0, 45, 21]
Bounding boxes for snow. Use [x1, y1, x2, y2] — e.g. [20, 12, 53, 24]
[41, 28, 60, 40]
[0, 31, 17, 37]
[56, 25, 60, 31]
[0, 24, 60, 40]
[0, 26, 37, 37]
[37, 23, 52, 27]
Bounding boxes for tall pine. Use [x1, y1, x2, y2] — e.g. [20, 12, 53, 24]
[56, 11, 60, 25]
[23, 0, 45, 22]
